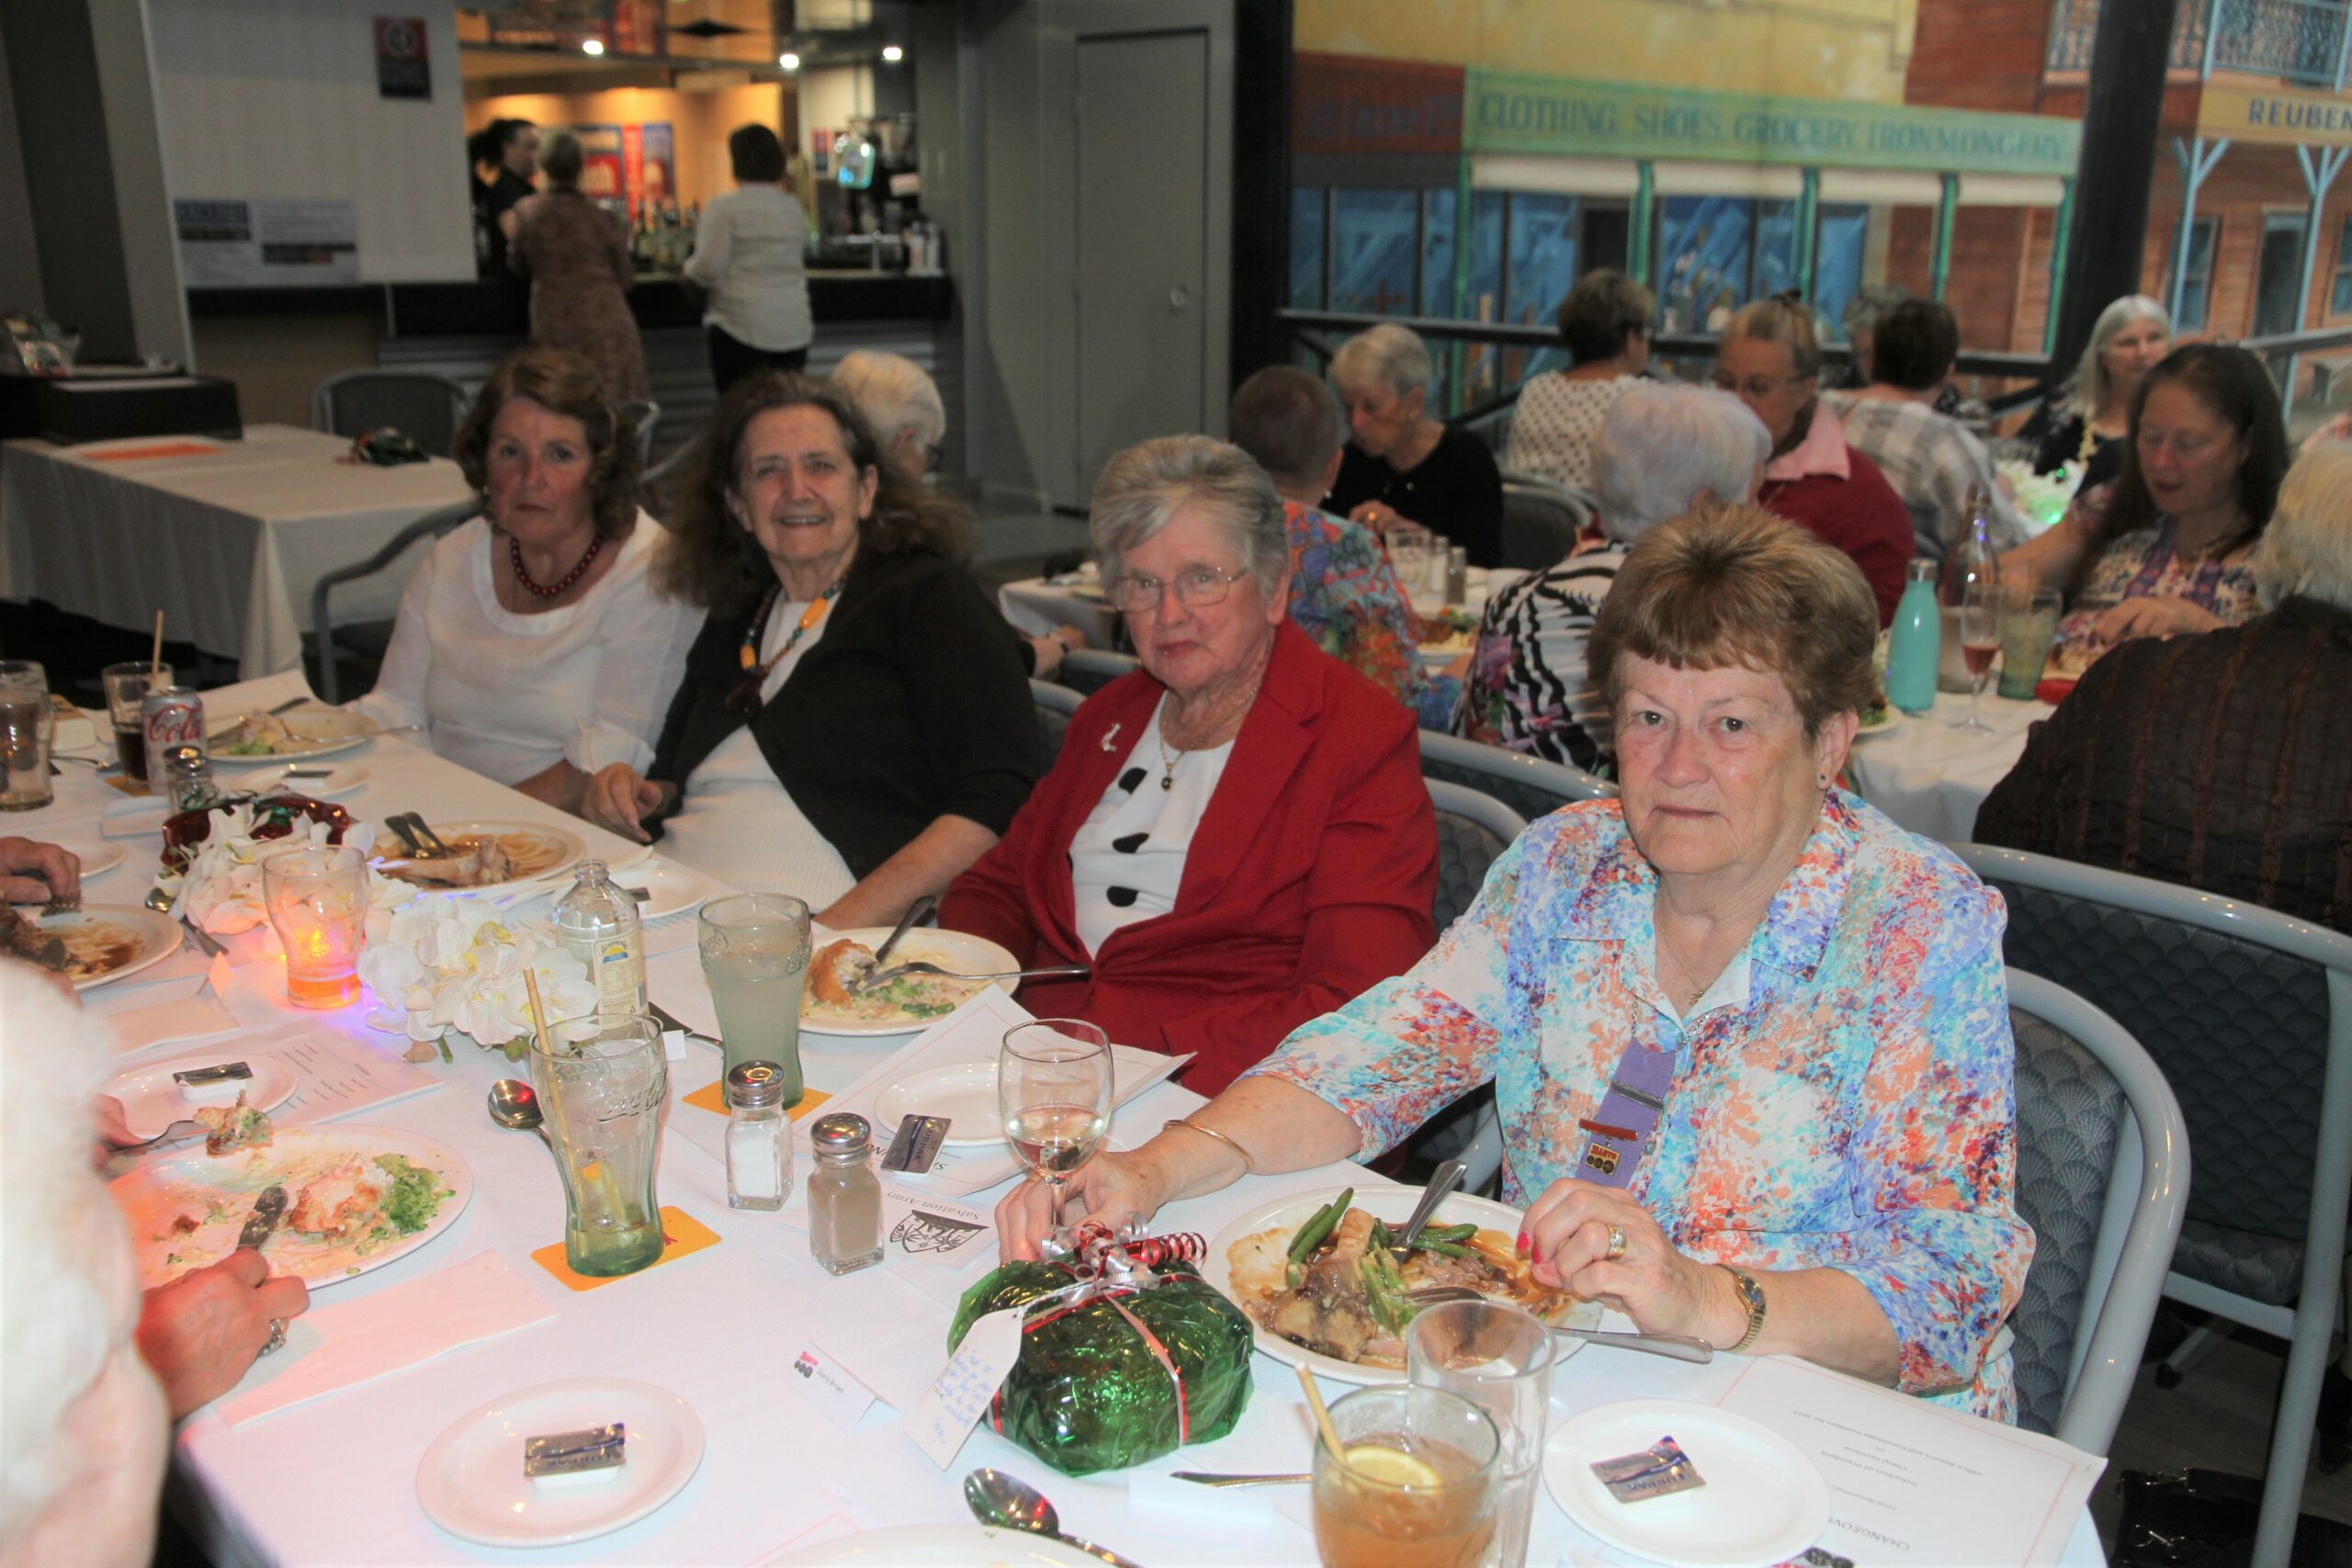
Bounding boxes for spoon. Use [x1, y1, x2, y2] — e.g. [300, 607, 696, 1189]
[1395, 1157, 1467, 1251]
[487, 1078, 556, 1154]
[871, 892, 936, 969]
[963, 1469, 1146, 1568]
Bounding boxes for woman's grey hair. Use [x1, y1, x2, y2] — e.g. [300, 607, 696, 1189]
[2251, 443, 2352, 613]
[1591, 384, 1771, 545]
[2070, 294, 2170, 413]
[1090, 434, 1289, 594]
[1330, 321, 1433, 403]
[830, 350, 946, 458]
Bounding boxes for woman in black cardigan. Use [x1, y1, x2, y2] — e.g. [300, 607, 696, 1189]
[582, 372, 1036, 927]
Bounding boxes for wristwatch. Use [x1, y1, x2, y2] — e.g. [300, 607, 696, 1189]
[1719, 1264, 1767, 1354]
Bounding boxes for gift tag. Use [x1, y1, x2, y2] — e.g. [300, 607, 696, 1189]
[787, 1342, 878, 1432]
[881, 1185, 994, 1269]
[907, 1305, 1023, 1469]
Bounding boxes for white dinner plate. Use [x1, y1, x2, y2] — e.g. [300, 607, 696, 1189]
[51, 839, 128, 879]
[31, 904, 183, 990]
[208, 706, 378, 764]
[873, 1060, 1004, 1147]
[416, 1378, 705, 1549]
[767, 1526, 1103, 1566]
[1200, 1186, 1600, 1386]
[1542, 1398, 1831, 1568]
[109, 1125, 473, 1291]
[609, 857, 711, 922]
[101, 1051, 299, 1143]
[379, 819, 587, 889]
[1852, 708, 1905, 739]
[801, 926, 1023, 1037]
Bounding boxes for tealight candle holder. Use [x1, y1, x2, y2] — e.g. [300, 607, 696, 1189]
[260, 843, 368, 1008]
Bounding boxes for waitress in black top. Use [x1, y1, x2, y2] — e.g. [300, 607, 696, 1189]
[580, 372, 1036, 929]
[1325, 321, 1505, 568]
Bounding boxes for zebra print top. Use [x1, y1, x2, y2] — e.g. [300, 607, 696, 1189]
[1455, 548, 1625, 774]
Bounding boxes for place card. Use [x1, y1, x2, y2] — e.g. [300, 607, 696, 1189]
[529, 1206, 719, 1293]
[907, 1304, 1024, 1469]
[881, 1185, 994, 1269]
[786, 1342, 879, 1432]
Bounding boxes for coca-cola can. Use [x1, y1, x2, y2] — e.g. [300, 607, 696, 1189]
[141, 687, 206, 789]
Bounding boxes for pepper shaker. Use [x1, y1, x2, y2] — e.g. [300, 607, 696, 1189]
[725, 1061, 791, 1212]
[808, 1112, 884, 1275]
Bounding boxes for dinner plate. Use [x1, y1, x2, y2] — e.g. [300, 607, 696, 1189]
[1200, 1186, 1602, 1386]
[207, 706, 378, 764]
[29, 904, 183, 990]
[609, 856, 711, 922]
[379, 819, 587, 889]
[416, 1378, 705, 1549]
[101, 1050, 299, 1143]
[873, 1060, 1004, 1147]
[1542, 1398, 1830, 1568]
[1852, 708, 1905, 739]
[767, 1526, 1103, 1566]
[244, 761, 369, 799]
[801, 926, 1023, 1037]
[51, 839, 128, 879]
[109, 1125, 473, 1291]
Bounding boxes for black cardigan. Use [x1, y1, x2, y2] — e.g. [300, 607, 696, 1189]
[648, 548, 1039, 879]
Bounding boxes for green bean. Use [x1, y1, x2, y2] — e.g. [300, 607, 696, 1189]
[1420, 1223, 1479, 1244]
[1286, 1187, 1354, 1264]
[1421, 1239, 1476, 1260]
[1370, 1218, 1395, 1253]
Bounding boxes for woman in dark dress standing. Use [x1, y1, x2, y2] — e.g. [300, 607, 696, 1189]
[1325, 322, 1505, 568]
[509, 130, 649, 404]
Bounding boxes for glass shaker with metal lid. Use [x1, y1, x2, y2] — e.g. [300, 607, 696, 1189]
[807, 1111, 883, 1276]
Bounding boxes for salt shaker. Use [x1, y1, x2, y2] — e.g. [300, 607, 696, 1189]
[808, 1112, 884, 1275]
[725, 1061, 791, 1212]
[1444, 546, 1468, 606]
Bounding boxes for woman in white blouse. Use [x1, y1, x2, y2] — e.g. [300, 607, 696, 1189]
[1503, 268, 1655, 496]
[355, 347, 701, 810]
[684, 124, 814, 393]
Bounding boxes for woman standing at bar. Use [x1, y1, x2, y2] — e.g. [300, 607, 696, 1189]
[510, 130, 649, 404]
[686, 124, 815, 394]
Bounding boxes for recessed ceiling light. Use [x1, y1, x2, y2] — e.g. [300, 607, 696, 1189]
[882, 45, 903, 62]
[779, 51, 800, 70]
[581, 38, 604, 55]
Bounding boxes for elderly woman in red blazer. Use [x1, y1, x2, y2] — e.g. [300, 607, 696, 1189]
[940, 434, 1437, 1093]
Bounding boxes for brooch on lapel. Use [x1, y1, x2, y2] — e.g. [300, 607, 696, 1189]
[1099, 722, 1122, 751]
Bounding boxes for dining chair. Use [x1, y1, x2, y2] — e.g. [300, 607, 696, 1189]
[1418, 728, 1614, 826]
[311, 370, 471, 457]
[1055, 649, 1142, 697]
[618, 399, 660, 469]
[308, 499, 476, 703]
[1498, 475, 1597, 572]
[2004, 968, 2189, 1454]
[1957, 843, 2352, 1564]
[1031, 679, 1080, 774]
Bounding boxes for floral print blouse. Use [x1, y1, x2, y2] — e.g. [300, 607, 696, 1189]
[1284, 501, 1461, 729]
[2056, 505, 2262, 653]
[1250, 790, 2033, 1418]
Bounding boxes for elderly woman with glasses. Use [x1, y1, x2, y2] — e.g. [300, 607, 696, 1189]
[1000, 503, 2033, 1419]
[1326, 322, 1505, 568]
[941, 435, 1438, 1093]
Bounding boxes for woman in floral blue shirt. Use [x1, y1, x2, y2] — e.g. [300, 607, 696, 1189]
[998, 503, 2032, 1419]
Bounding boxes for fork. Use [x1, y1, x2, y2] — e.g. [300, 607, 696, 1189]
[849, 959, 1091, 992]
[1404, 1286, 1714, 1363]
[391, 813, 455, 856]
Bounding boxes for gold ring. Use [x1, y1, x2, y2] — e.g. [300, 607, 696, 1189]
[1604, 1224, 1627, 1261]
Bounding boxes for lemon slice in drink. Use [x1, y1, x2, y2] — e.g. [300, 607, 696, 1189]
[1343, 1443, 1441, 1488]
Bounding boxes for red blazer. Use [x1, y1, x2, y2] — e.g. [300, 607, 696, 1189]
[940, 620, 1438, 1094]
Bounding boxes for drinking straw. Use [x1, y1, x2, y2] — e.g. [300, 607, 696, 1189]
[149, 611, 164, 672]
[1295, 1363, 1346, 1465]
[521, 966, 558, 1058]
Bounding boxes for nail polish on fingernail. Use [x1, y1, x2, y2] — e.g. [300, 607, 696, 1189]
[1530, 1239, 1544, 1266]
[1515, 1230, 1530, 1257]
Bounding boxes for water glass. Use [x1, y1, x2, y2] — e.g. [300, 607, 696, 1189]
[101, 660, 171, 786]
[0, 660, 52, 812]
[1996, 586, 2064, 700]
[696, 893, 810, 1100]
[258, 843, 368, 1007]
[1312, 1383, 1501, 1568]
[531, 1013, 668, 1277]
[1000, 1018, 1114, 1231]
[1406, 1300, 1556, 1568]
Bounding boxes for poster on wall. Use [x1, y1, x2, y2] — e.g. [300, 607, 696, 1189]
[639, 123, 675, 209]
[566, 124, 626, 204]
[174, 198, 360, 287]
[373, 17, 430, 100]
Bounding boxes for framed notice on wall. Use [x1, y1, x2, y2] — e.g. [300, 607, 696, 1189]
[374, 17, 430, 100]
[174, 199, 360, 287]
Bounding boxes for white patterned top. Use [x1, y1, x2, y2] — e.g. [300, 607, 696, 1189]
[1503, 373, 1637, 491]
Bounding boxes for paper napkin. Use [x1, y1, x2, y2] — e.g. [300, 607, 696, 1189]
[104, 994, 242, 1056]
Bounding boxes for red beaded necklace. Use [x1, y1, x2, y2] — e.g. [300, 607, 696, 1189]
[510, 533, 603, 600]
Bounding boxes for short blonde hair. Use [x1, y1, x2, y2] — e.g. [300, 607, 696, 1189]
[1723, 296, 1825, 380]
[1091, 434, 1288, 594]
[1330, 322, 1432, 402]
[1588, 501, 1876, 734]
[2252, 444, 2352, 613]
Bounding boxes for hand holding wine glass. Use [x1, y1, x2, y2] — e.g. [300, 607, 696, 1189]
[1000, 1019, 1114, 1233]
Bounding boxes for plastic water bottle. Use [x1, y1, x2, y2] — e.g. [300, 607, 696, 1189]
[1887, 559, 1941, 716]
[554, 861, 646, 1017]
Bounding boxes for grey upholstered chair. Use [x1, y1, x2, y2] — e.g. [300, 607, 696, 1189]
[1056, 649, 1142, 696]
[1031, 679, 1080, 774]
[1407, 779, 1528, 1197]
[1498, 475, 1597, 571]
[1419, 728, 1614, 826]
[1959, 843, 2352, 1563]
[618, 399, 660, 469]
[2004, 968, 2189, 1454]
[310, 370, 471, 457]
[308, 499, 477, 703]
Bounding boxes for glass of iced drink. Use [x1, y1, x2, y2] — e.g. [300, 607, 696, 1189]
[1312, 1384, 1501, 1568]
[696, 893, 811, 1100]
[532, 1012, 668, 1277]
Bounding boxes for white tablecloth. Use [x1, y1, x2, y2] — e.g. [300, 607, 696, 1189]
[24, 726, 2101, 1567]
[998, 578, 1125, 653]
[1, 425, 474, 678]
[1846, 689, 2052, 844]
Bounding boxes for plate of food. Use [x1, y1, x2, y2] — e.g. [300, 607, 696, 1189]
[110, 1123, 472, 1291]
[1203, 1186, 1602, 1385]
[1416, 606, 1480, 665]
[209, 706, 378, 763]
[1, 903, 182, 989]
[801, 927, 1023, 1036]
[377, 820, 586, 889]
[1852, 703, 1903, 739]
[101, 1051, 300, 1143]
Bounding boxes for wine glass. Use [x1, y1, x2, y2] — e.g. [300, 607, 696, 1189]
[1953, 577, 2001, 735]
[1000, 1019, 1114, 1231]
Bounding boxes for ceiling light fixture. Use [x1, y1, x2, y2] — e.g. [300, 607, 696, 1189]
[779, 51, 800, 70]
[882, 45, 903, 62]
[581, 38, 605, 55]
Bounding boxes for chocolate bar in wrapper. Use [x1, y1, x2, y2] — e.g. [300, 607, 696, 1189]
[1591, 1435, 1705, 1504]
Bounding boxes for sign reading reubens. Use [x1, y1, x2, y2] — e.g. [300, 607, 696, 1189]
[374, 17, 430, 100]
[175, 199, 360, 288]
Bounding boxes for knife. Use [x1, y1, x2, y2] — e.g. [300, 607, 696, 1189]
[238, 1185, 289, 1250]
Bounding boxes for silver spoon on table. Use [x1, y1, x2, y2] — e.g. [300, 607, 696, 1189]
[487, 1078, 557, 1157]
[964, 1469, 1146, 1568]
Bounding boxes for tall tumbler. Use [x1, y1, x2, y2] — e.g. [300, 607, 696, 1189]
[1405, 1298, 1557, 1568]
[0, 660, 52, 811]
[531, 1013, 668, 1277]
[258, 843, 368, 1007]
[696, 894, 810, 1100]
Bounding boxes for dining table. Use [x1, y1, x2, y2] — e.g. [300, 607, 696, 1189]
[0, 424, 473, 679]
[1844, 688, 2053, 845]
[24, 694, 2107, 1567]
[998, 575, 1126, 656]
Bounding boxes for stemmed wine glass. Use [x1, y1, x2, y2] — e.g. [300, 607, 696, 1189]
[1000, 1019, 1114, 1231]
[1953, 578, 2002, 735]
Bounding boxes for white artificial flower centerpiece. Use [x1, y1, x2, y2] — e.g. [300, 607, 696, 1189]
[357, 896, 597, 1062]
[160, 802, 411, 936]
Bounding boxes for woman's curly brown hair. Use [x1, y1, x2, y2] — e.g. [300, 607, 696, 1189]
[658, 370, 972, 615]
[452, 346, 642, 541]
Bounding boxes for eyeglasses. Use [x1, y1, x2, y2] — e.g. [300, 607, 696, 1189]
[1107, 566, 1248, 614]
[1707, 370, 1811, 400]
[922, 441, 944, 473]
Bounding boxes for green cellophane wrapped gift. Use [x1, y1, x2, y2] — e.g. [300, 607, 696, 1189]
[948, 1258, 1254, 1476]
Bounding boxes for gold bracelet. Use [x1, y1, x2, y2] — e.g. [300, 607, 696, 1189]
[1161, 1118, 1254, 1176]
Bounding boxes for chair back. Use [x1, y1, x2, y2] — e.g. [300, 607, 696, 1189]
[311, 371, 471, 457]
[1425, 778, 1524, 931]
[1498, 476, 1596, 571]
[1419, 728, 1613, 825]
[309, 500, 477, 702]
[1032, 680, 1081, 774]
[1057, 649, 1142, 696]
[618, 399, 660, 469]
[2003, 969, 2189, 1453]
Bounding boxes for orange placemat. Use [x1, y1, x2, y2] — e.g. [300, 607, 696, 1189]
[530, 1205, 719, 1292]
[83, 440, 220, 462]
[684, 1081, 831, 1120]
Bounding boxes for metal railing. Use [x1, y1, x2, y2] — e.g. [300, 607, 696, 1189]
[2048, 0, 2351, 86]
